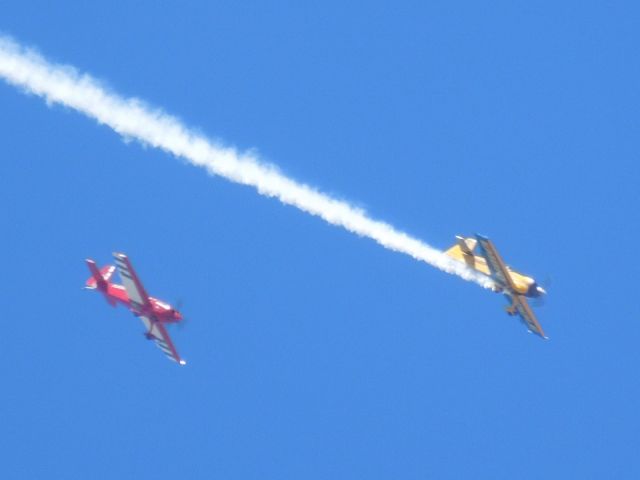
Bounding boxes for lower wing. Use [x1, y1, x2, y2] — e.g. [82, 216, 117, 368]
[139, 315, 186, 365]
[505, 293, 548, 340]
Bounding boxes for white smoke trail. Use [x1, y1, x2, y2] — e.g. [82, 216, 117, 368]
[0, 35, 493, 288]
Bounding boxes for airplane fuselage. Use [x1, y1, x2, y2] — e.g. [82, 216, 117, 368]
[445, 243, 544, 298]
[491, 268, 542, 298]
[103, 283, 182, 323]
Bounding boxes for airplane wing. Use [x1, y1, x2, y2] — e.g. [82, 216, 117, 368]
[140, 314, 187, 365]
[113, 252, 151, 311]
[505, 293, 547, 339]
[475, 235, 517, 290]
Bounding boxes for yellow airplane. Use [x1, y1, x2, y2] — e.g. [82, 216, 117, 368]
[445, 234, 548, 339]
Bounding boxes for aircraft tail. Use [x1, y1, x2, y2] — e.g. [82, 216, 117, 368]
[444, 236, 477, 256]
[85, 259, 117, 306]
[444, 236, 479, 269]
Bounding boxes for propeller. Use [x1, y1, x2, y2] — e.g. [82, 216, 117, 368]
[532, 276, 552, 308]
[174, 298, 189, 329]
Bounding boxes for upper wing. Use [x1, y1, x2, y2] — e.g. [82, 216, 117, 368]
[140, 315, 187, 365]
[506, 293, 547, 339]
[113, 252, 151, 311]
[475, 235, 517, 290]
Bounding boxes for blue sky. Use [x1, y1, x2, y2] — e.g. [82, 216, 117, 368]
[1, 1, 639, 478]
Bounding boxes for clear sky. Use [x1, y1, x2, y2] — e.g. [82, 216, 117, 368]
[1, 1, 639, 479]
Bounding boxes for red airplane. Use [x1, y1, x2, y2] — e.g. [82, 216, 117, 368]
[85, 252, 186, 365]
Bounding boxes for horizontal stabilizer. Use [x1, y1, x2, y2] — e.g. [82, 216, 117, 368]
[456, 236, 477, 255]
[85, 259, 115, 289]
[85, 259, 117, 306]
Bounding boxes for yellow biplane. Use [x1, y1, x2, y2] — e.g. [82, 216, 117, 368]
[445, 234, 548, 339]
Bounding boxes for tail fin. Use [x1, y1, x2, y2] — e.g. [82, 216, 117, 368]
[444, 236, 478, 268]
[455, 236, 477, 255]
[444, 236, 477, 256]
[85, 259, 115, 290]
[85, 259, 117, 306]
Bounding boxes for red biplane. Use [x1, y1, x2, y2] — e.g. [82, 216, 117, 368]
[85, 252, 186, 365]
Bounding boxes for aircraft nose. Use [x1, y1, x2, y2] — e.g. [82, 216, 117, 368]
[536, 286, 547, 296]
